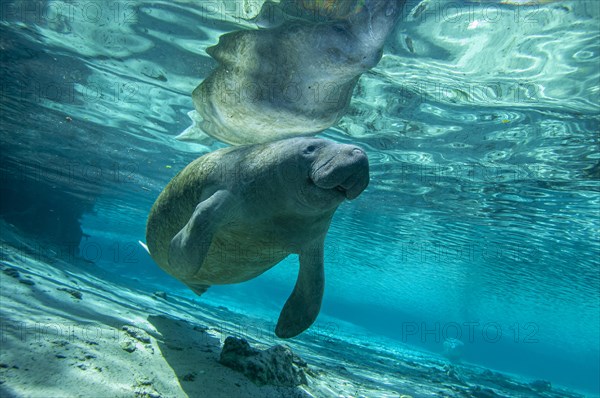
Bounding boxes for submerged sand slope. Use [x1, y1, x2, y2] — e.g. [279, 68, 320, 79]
[0, 223, 589, 398]
[0, 235, 312, 397]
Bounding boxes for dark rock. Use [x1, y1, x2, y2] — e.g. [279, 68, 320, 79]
[443, 364, 464, 384]
[221, 337, 257, 357]
[292, 354, 308, 368]
[469, 385, 499, 397]
[133, 379, 162, 398]
[55, 354, 67, 359]
[153, 291, 167, 300]
[18, 278, 35, 286]
[57, 287, 82, 300]
[219, 336, 308, 387]
[121, 340, 136, 353]
[136, 390, 161, 398]
[137, 378, 153, 386]
[3, 268, 20, 278]
[122, 325, 152, 344]
[182, 373, 196, 382]
[481, 369, 494, 377]
[0, 363, 8, 368]
[427, 366, 445, 383]
[477, 369, 530, 394]
[530, 379, 552, 392]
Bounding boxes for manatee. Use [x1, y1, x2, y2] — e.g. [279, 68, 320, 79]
[184, 0, 403, 145]
[145, 137, 369, 338]
[254, 0, 386, 27]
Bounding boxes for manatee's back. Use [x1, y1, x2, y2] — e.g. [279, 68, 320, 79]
[145, 153, 219, 272]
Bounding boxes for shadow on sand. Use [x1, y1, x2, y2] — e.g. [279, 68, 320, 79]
[147, 314, 310, 398]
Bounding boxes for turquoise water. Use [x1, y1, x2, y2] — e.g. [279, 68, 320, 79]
[1, 0, 599, 396]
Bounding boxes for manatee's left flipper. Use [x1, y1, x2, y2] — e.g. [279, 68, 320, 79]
[275, 241, 325, 338]
[168, 190, 234, 279]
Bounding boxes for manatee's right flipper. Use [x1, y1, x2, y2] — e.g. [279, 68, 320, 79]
[168, 190, 234, 279]
[275, 241, 325, 338]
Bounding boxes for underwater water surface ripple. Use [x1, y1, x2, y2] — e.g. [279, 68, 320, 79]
[0, 0, 598, 395]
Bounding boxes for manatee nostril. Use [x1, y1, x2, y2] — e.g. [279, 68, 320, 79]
[385, 2, 397, 17]
[350, 148, 368, 163]
[351, 148, 364, 156]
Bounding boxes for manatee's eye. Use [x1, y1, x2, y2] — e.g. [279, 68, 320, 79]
[304, 145, 317, 155]
[327, 47, 346, 62]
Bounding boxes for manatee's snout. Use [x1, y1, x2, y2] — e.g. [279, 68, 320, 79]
[350, 0, 403, 48]
[311, 145, 369, 200]
[365, 0, 403, 16]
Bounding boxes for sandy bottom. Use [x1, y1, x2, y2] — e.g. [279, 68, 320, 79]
[0, 227, 589, 398]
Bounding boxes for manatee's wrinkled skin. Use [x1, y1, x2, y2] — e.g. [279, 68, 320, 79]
[146, 137, 369, 338]
[190, 0, 404, 145]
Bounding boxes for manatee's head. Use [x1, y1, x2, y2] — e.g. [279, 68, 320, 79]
[347, 0, 404, 48]
[275, 137, 369, 213]
[316, 0, 404, 73]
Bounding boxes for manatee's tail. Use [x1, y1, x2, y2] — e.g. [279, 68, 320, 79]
[138, 240, 150, 254]
[185, 282, 210, 296]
